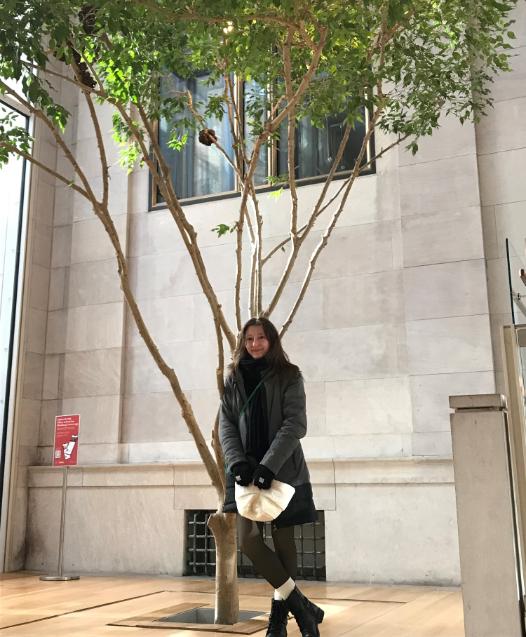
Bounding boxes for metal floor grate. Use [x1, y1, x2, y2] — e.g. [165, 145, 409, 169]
[185, 510, 326, 580]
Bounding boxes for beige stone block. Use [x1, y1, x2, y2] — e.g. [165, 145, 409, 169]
[412, 431, 452, 456]
[72, 182, 99, 222]
[127, 440, 202, 463]
[62, 348, 122, 397]
[32, 221, 53, 269]
[25, 308, 47, 354]
[330, 172, 380, 227]
[401, 207, 484, 267]
[399, 115, 475, 166]
[49, 267, 67, 310]
[81, 464, 175, 487]
[300, 435, 335, 459]
[128, 251, 201, 300]
[28, 466, 66, 488]
[406, 315, 493, 375]
[325, 483, 460, 583]
[128, 210, 185, 257]
[42, 354, 61, 400]
[399, 154, 480, 217]
[122, 392, 191, 443]
[481, 205, 499, 261]
[60, 395, 121, 444]
[410, 371, 495, 434]
[486, 257, 514, 316]
[46, 310, 67, 354]
[403, 259, 489, 321]
[489, 312, 513, 374]
[28, 264, 50, 311]
[51, 225, 72, 268]
[65, 303, 124, 352]
[75, 136, 121, 180]
[478, 147, 526, 206]
[35, 177, 56, 226]
[191, 290, 238, 342]
[18, 398, 42, 446]
[125, 339, 217, 394]
[312, 484, 335, 511]
[77, 443, 121, 464]
[39, 399, 59, 446]
[126, 295, 194, 347]
[53, 184, 74, 226]
[316, 222, 395, 278]
[5, 488, 28, 570]
[129, 166, 150, 215]
[67, 259, 122, 307]
[266, 278, 324, 333]
[476, 97, 526, 156]
[302, 433, 412, 459]
[284, 324, 403, 383]
[189, 388, 222, 439]
[308, 459, 336, 484]
[71, 214, 127, 264]
[303, 382, 326, 437]
[323, 270, 403, 329]
[62, 488, 185, 574]
[495, 201, 526, 260]
[25, 487, 63, 571]
[332, 457, 454, 485]
[261, 230, 317, 290]
[22, 352, 44, 400]
[76, 99, 116, 142]
[325, 377, 412, 435]
[489, 44, 526, 102]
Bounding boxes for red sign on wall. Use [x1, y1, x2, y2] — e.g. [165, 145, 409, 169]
[53, 414, 80, 466]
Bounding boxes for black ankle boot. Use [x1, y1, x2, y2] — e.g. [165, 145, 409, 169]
[285, 587, 321, 637]
[266, 598, 288, 637]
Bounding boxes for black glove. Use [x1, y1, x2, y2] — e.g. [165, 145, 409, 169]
[253, 464, 275, 490]
[231, 462, 253, 486]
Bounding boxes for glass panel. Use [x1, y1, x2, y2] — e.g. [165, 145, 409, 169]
[0, 103, 28, 515]
[243, 81, 268, 187]
[505, 238, 526, 325]
[278, 109, 367, 180]
[160, 73, 235, 199]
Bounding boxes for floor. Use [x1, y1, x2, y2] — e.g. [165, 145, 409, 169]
[0, 572, 465, 636]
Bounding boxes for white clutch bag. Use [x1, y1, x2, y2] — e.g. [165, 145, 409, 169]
[235, 480, 295, 522]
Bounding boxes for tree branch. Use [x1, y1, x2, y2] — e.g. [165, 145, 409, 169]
[280, 108, 382, 337]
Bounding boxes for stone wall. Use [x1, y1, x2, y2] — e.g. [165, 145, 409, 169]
[7, 2, 526, 581]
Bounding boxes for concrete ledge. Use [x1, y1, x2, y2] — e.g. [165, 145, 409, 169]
[28, 457, 454, 488]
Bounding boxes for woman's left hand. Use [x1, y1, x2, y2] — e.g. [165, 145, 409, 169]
[253, 464, 275, 490]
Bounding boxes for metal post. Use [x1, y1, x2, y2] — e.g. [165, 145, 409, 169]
[40, 466, 79, 581]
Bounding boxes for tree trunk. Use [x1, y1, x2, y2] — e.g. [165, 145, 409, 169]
[208, 511, 239, 624]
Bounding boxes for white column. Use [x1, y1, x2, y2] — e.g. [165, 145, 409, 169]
[450, 393, 524, 637]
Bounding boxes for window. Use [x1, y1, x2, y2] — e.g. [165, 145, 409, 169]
[185, 510, 326, 580]
[156, 74, 373, 204]
[159, 73, 235, 200]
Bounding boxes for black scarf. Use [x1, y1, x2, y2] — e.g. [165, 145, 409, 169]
[239, 356, 269, 463]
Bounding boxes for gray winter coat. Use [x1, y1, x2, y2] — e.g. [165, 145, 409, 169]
[219, 367, 311, 488]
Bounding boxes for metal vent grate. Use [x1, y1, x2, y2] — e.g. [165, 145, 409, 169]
[185, 510, 326, 580]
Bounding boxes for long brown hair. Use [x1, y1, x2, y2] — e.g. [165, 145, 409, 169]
[230, 317, 299, 376]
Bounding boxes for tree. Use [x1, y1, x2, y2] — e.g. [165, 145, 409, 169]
[0, 0, 518, 624]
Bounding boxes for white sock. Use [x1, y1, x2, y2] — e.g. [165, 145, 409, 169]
[275, 577, 295, 600]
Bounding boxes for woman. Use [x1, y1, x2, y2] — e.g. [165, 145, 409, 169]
[219, 317, 324, 637]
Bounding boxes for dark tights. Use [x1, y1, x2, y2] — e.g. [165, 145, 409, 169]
[237, 516, 297, 589]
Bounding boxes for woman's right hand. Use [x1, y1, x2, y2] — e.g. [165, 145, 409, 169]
[231, 462, 253, 486]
